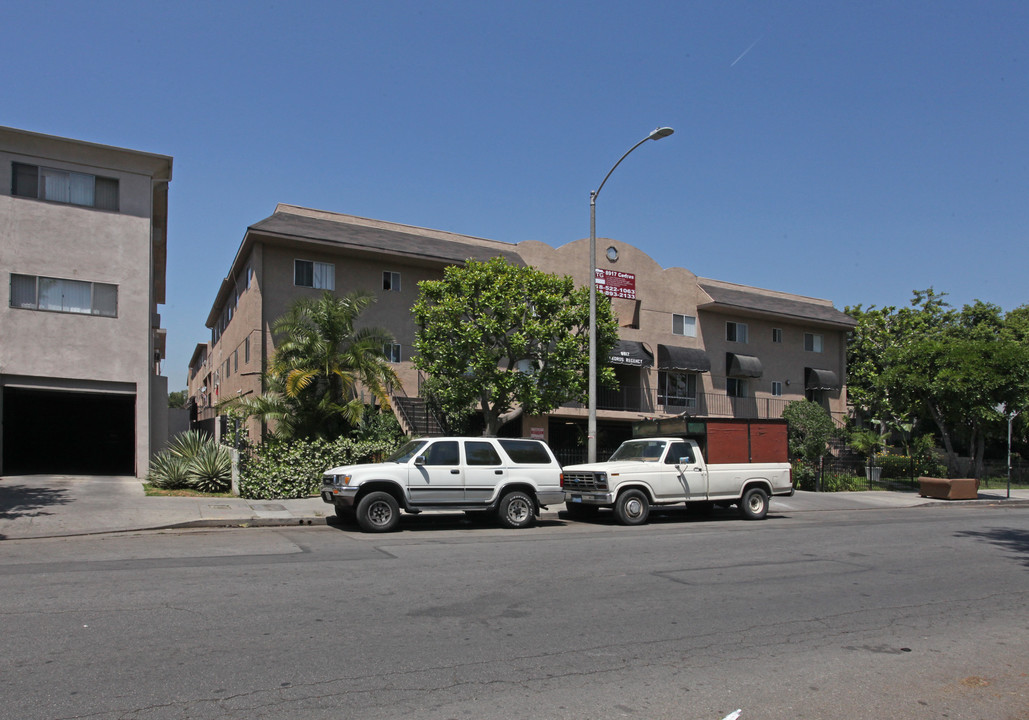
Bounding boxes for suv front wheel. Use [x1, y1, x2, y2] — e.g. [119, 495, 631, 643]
[356, 491, 401, 532]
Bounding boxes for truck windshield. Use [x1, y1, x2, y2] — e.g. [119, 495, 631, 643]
[386, 440, 428, 463]
[609, 441, 667, 462]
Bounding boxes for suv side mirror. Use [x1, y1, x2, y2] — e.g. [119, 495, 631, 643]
[414, 455, 426, 466]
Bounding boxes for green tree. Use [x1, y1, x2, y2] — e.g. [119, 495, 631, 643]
[168, 389, 188, 408]
[237, 291, 400, 440]
[846, 288, 954, 443]
[412, 257, 619, 436]
[782, 400, 836, 464]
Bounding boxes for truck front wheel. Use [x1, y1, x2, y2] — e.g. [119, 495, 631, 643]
[739, 487, 769, 520]
[614, 489, 650, 526]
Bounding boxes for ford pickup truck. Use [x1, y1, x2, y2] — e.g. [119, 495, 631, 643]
[562, 433, 793, 525]
[321, 437, 564, 532]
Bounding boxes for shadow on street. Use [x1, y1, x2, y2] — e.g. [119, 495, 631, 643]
[955, 527, 1029, 569]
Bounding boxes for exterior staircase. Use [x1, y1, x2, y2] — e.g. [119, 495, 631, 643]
[392, 395, 446, 437]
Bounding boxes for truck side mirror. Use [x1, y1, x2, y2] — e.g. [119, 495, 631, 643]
[679, 457, 691, 465]
[414, 455, 426, 466]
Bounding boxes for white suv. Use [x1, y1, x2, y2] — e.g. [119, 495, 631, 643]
[320, 437, 564, 532]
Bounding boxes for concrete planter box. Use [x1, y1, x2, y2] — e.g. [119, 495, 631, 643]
[918, 477, 979, 500]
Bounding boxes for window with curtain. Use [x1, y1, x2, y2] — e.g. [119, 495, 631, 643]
[12, 163, 119, 211]
[295, 260, 334, 289]
[9, 274, 117, 317]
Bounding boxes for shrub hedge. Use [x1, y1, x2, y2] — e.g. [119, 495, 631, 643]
[238, 436, 402, 499]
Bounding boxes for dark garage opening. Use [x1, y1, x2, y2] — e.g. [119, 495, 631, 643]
[2, 387, 135, 475]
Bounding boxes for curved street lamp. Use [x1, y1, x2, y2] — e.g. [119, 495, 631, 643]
[588, 127, 674, 462]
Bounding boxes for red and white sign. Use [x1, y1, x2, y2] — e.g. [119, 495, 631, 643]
[595, 269, 636, 299]
[530, 426, 545, 440]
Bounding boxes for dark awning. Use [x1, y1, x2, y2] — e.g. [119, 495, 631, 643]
[609, 340, 653, 368]
[657, 345, 711, 372]
[726, 352, 763, 378]
[805, 367, 840, 390]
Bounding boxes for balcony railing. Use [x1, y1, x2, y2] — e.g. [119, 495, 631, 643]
[563, 386, 793, 420]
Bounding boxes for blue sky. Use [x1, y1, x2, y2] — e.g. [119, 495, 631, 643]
[6, 1, 1027, 390]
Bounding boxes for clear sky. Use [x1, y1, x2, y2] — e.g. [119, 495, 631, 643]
[6, 1, 1027, 390]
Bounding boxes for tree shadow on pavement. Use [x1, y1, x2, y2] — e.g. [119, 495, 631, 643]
[0, 483, 71, 539]
[955, 527, 1029, 569]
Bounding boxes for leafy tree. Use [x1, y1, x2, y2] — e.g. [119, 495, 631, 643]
[846, 288, 954, 443]
[237, 291, 399, 441]
[168, 389, 188, 408]
[851, 291, 1029, 477]
[413, 257, 619, 436]
[782, 400, 836, 464]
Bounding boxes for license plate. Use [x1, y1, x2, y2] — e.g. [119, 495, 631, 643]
[571, 495, 582, 503]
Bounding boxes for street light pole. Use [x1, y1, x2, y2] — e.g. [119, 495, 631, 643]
[995, 402, 1019, 499]
[588, 127, 674, 463]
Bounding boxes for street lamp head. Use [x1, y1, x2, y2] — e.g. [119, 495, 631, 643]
[649, 126, 675, 141]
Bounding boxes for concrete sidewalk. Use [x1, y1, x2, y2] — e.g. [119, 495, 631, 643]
[2, 474, 1028, 540]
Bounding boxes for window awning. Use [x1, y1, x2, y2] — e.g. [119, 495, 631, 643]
[726, 352, 764, 378]
[657, 345, 711, 372]
[805, 367, 840, 390]
[608, 340, 653, 368]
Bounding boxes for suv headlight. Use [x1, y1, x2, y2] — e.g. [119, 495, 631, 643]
[325, 474, 353, 486]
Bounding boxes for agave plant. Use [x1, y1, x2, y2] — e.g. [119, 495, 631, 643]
[147, 451, 192, 489]
[187, 441, 233, 493]
[167, 430, 213, 460]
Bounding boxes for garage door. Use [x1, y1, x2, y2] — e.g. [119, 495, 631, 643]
[2, 387, 135, 475]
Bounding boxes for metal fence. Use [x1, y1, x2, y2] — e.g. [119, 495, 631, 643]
[799, 454, 1029, 492]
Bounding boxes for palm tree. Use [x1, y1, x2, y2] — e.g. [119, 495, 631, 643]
[238, 291, 400, 440]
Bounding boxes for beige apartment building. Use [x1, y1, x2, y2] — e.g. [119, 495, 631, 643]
[191, 204, 855, 459]
[0, 127, 172, 477]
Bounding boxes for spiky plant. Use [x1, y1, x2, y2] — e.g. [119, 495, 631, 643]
[187, 441, 233, 493]
[147, 451, 192, 489]
[167, 430, 213, 460]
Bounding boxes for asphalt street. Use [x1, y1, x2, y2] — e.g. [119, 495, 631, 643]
[1, 501, 1027, 719]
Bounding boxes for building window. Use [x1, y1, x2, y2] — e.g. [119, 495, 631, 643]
[727, 378, 747, 398]
[10, 274, 117, 317]
[12, 163, 119, 211]
[384, 343, 402, 363]
[772, 328, 782, 343]
[726, 321, 748, 343]
[771, 381, 783, 397]
[294, 260, 334, 290]
[658, 371, 697, 408]
[672, 313, 697, 337]
[383, 271, 401, 292]
[233, 349, 239, 372]
[804, 333, 824, 352]
[244, 336, 250, 364]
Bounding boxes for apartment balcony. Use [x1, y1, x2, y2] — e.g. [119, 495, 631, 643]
[562, 386, 791, 420]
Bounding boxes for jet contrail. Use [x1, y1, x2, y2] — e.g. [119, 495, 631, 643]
[730, 37, 762, 67]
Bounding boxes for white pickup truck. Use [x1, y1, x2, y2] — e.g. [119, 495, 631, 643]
[562, 435, 793, 525]
[321, 437, 565, 532]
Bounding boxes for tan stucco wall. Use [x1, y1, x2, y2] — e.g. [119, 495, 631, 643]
[0, 129, 170, 477]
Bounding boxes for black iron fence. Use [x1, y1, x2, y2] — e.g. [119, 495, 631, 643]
[561, 387, 839, 423]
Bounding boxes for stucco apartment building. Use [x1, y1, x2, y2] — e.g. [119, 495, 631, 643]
[0, 127, 172, 477]
[190, 204, 855, 458]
